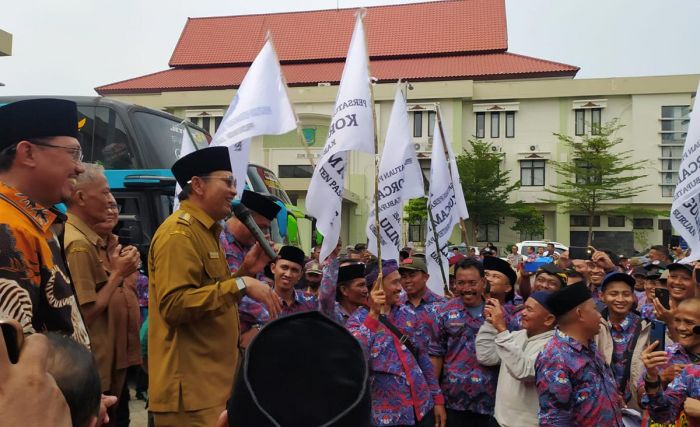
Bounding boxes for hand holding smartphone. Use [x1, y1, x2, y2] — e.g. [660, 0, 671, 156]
[654, 288, 671, 310]
[649, 320, 666, 353]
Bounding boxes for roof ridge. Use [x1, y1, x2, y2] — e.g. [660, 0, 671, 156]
[95, 68, 176, 91]
[183, 0, 468, 21]
[503, 52, 580, 71]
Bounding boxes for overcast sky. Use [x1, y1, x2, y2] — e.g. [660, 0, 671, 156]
[1, 0, 699, 96]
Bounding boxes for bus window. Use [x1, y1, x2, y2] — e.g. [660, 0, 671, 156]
[76, 106, 94, 161]
[132, 112, 209, 168]
[247, 165, 292, 205]
[94, 107, 135, 169]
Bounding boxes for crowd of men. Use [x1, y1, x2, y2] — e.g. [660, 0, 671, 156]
[1, 98, 700, 427]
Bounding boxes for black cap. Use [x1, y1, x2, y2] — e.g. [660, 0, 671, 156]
[632, 266, 648, 278]
[482, 256, 516, 285]
[667, 263, 693, 274]
[277, 246, 305, 268]
[0, 99, 80, 149]
[601, 272, 636, 291]
[537, 263, 568, 287]
[338, 263, 366, 283]
[543, 282, 592, 317]
[241, 190, 282, 221]
[171, 146, 232, 188]
[227, 311, 370, 427]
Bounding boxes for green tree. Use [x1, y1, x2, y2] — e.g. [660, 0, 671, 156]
[509, 202, 545, 240]
[404, 197, 428, 223]
[456, 139, 528, 245]
[542, 119, 652, 246]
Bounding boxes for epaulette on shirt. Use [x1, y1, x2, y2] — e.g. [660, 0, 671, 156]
[176, 212, 192, 226]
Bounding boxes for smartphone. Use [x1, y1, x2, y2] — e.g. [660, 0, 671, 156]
[655, 288, 671, 310]
[569, 246, 592, 260]
[650, 320, 666, 351]
[0, 319, 24, 364]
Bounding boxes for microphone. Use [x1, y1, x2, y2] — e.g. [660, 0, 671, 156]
[694, 325, 700, 335]
[118, 228, 132, 247]
[232, 204, 278, 260]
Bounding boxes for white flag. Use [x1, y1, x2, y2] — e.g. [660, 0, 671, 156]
[670, 80, 700, 263]
[425, 120, 469, 295]
[172, 126, 197, 211]
[211, 39, 297, 196]
[366, 87, 424, 260]
[306, 12, 375, 262]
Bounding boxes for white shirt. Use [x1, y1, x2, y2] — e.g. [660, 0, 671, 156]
[476, 322, 555, 427]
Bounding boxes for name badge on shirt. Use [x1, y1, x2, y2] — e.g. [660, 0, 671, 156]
[209, 252, 220, 259]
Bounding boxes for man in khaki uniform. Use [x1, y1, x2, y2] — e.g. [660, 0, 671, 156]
[64, 163, 141, 426]
[148, 146, 281, 427]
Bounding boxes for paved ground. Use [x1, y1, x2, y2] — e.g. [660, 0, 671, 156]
[125, 386, 148, 427]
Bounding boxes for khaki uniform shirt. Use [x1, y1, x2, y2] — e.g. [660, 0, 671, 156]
[148, 200, 244, 413]
[65, 214, 141, 392]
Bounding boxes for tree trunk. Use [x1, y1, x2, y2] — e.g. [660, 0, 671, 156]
[587, 212, 594, 247]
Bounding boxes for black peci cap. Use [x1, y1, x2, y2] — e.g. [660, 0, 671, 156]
[543, 282, 592, 317]
[277, 245, 305, 268]
[241, 190, 282, 221]
[0, 99, 80, 149]
[171, 146, 232, 188]
[227, 311, 371, 427]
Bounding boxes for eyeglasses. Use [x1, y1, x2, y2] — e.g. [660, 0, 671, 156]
[107, 204, 122, 213]
[30, 141, 83, 162]
[199, 175, 237, 188]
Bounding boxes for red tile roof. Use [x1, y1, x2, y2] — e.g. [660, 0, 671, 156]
[96, 53, 579, 94]
[168, 0, 507, 66]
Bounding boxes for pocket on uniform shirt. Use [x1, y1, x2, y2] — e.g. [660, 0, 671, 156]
[446, 321, 466, 336]
[203, 259, 227, 282]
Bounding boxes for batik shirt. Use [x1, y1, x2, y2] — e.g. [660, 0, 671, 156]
[503, 301, 523, 332]
[136, 272, 149, 308]
[644, 364, 700, 424]
[401, 288, 444, 344]
[219, 228, 265, 282]
[608, 311, 643, 402]
[347, 305, 444, 426]
[590, 285, 605, 312]
[429, 298, 499, 414]
[318, 257, 348, 325]
[640, 303, 657, 321]
[0, 182, 90, 347]
[238, 290, 318, 333]
[535, 329, 623, 427]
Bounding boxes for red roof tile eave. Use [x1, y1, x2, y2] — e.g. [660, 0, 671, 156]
[95, 70, 578, 96]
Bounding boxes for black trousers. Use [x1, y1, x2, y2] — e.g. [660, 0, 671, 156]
[445, 408, 497, 427]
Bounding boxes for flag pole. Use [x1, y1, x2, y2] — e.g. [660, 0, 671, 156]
[266, 32, 316, 170]
[435, 104, 469, 245]
[359, 9, 384, 307]
[426, 111, 450, 295]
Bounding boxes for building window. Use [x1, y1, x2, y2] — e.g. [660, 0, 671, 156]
[520, 160, 545, 186]
[660, 106, 689, 197]
[408, 220, 426, 243]
[520, 229, 544, 241]
[607, 215, 625, 227]
[591, 108, 602, 135]
[478, 223, 499, 242]
[505, 111, 515, 138]
[490, 112, 500, 138]
[570, 215, 600, 227]
[633, 218, 654, 229]
[278, 165, 314, 178]
[428, 111, 436, 137]
[475, 112, 485, 138]
[658, 219, 671, 231]
[575, 109, 585, 136]
[413, 111, 423, 137]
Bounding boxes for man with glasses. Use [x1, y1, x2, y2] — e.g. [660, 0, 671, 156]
[220, 189, 280, 280]
[0, 98, 90, 346]
[148, 147, 282, 427]
[64, 163, 142, 425]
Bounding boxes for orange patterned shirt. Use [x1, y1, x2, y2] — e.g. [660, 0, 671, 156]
[0, 182, 89, 347]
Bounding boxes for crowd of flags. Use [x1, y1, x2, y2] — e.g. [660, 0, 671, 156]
[173, 9, 699, 293]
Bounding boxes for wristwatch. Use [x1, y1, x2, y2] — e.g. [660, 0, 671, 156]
[235, 277, 247, 296]
[644, 375, 660, 389]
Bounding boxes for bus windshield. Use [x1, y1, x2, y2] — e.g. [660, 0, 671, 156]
[131, 111, 210, 168]
[247, 164, 292, 205]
